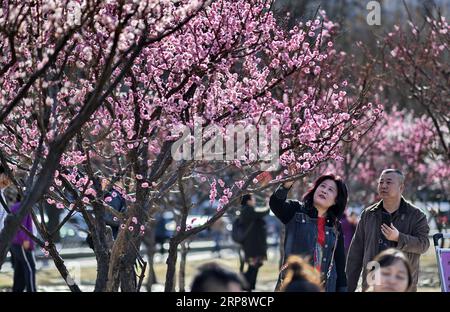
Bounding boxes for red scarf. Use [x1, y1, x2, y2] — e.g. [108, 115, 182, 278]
[317, 216, 326, 247]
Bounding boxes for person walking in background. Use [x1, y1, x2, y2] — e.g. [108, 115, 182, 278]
[341, 210, 358, 256]
[155, 213, 170, 255]
[346, 169, 430, 292]
[428, 207, 448, 248]
[365, 248, 413, 292]
[210, 217, 226, 258]
[1, 165, 13, 272]
[240, 194, 269, 291]
[10, 194, 37, 292]
[270, 174, 348, 292]
[0, 164, 12, 233]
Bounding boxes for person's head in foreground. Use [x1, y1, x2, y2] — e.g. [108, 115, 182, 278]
[366, 248, 413, 292]
[190, 262, 248, 292]
[280, 256, 322, 292]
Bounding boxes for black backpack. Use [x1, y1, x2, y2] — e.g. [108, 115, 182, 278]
[231, 217, 253, 244]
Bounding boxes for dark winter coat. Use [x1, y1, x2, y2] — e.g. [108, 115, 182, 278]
[240, 204, 269, 260]
[346, 197, 430, 292]
[270, 185, 347, 292]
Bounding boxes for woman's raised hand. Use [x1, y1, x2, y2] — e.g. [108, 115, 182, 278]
[282, 163, 297, 189]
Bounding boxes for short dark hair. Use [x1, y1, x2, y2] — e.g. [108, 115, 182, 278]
[368, 248, 413, 291]
[190, 262, 247, 292]
[241, 194, 253, 206]
[380, 169, 405, 184]
[302, 174, 348, 219]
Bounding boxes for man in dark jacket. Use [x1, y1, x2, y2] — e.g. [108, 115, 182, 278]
[240, 193, 269, 291]
[346, 169, 430, 292]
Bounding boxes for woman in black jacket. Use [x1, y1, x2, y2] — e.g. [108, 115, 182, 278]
[240, 193, 269, 291]
[270, 174, 348, 292]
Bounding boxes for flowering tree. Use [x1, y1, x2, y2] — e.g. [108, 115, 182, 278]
[307, 8, 450, 208]
[316, 106, 449, 207]
[383, 10, 449, 160]
[0, 0, 208, 290]
[0, 0, 382, 292]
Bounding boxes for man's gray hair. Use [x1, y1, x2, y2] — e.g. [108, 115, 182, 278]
[380, 169, 405, 184]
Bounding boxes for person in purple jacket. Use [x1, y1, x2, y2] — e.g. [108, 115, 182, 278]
[10, 194, 36, 292]
[340, 210, 358, 257]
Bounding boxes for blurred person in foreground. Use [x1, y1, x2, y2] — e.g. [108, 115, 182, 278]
[279, 255, 322, 292]
[365, 248, 413, 292]
[190, 262, 248, 292]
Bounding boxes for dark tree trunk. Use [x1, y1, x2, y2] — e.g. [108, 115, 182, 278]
[88, 201, 111, 292]
[120, 255, 137, 292]
[144, 226, 158, 292]
[94, 248, 110, 292]
[45, 203, 62, 243]
[164, 239, 179, 292]
[178, 240, 189, 292]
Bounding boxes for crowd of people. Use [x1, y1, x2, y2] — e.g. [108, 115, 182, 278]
[0, 165, 436, 292]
